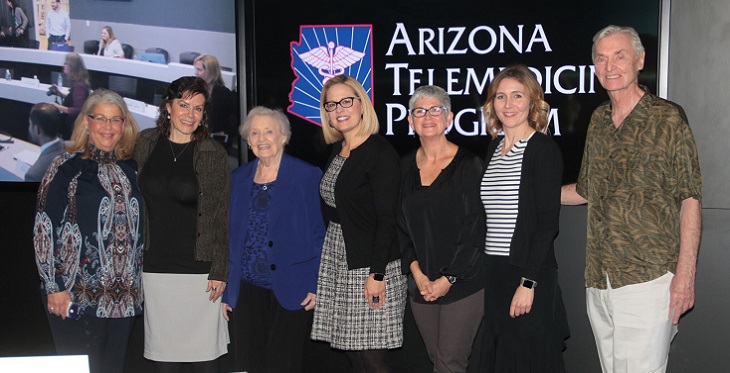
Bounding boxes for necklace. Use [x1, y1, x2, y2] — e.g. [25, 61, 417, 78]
[169, 139, 191, 162]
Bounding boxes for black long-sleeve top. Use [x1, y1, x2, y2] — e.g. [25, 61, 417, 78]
[134, 128, 230, 281]
[320, 135, 401, 275]
[483, 132, 563, 281]
[138, 136, 210, 274]
[398, 147, 486, 304]
[209, 84, 239, 141]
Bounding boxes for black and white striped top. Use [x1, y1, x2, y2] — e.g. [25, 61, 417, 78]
[481, 134, 533, 256]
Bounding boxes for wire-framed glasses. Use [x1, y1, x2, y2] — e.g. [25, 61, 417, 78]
[87, 114, 125, 126]
[410, 106, 447, 118]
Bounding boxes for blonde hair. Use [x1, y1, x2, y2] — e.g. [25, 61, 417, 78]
[65, 53, 89, 85]
[319, 75, 378, 144]
[66, 89, 140, 159]
[101, 26, 117, 44]
[482, 65, 550, 139]
[193, 54, 224, 87]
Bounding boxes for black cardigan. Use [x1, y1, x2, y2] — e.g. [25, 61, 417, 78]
[134, 128, 230, 281]
[321, 135, 401, 274]
[483, 132, 563, 280]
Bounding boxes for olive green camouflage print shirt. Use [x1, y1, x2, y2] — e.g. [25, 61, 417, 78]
[576, 91, 702, 289]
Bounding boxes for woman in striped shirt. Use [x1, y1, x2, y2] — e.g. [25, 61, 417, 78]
[479, 65, 569, 372]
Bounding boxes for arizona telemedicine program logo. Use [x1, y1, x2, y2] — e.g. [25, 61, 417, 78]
[288, 24, 374, 127]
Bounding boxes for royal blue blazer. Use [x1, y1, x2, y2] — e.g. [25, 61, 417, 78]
[222, 153, 325, 310]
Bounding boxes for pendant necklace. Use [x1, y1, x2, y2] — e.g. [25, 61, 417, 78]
[169, 139, 191, 162]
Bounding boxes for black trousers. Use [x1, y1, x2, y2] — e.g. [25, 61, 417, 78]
[43, 294, 136, 373]
[229, 280, 313, 373]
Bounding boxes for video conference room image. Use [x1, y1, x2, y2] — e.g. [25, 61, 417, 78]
[0, 0, 238, 182]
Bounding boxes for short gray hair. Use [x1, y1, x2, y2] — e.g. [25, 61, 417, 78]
[239, 106, 291, 144]
[408, 85, 451, 114]
[592, 25, 645, 61]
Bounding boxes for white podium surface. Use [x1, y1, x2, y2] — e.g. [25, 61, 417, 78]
[0, 78, 159, 130]
[0, 136, 40, 181]
[0, 355, 90, 373]
[0, 47, 236, 90]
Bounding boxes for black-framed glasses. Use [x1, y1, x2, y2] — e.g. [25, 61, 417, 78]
[323, 97, 360, 112]
[87, 114, 125, 126]
[410, 106, 447, 118]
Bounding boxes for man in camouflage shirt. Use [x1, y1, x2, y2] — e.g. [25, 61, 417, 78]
[562, 25, 702, 373]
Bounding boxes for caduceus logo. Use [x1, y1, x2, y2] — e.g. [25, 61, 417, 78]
[289, 24, 373, 127]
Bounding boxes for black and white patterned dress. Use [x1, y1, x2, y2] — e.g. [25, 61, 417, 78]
[311, 155, 407, 350]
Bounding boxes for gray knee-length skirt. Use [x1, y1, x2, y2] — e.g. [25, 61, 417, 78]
[311, 222, 407, 350]
[142, 273, 229, 362]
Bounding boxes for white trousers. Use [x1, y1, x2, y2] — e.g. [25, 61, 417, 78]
[586, 272, 678, 373]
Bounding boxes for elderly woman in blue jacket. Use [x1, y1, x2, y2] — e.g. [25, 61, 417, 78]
[222, 106, 325, 373]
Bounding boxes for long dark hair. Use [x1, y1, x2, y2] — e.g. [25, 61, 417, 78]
[156, 76, 210, 141]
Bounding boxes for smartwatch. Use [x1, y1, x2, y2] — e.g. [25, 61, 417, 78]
[373, 273, 385, 281]
[520, 277, 537, 289]
[446, 275, 458, 284]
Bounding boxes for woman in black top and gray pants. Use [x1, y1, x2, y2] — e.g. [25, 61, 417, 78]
[398, 85, 486, 372]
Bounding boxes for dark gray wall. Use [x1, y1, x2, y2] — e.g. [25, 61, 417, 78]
[66, 0, 237, 68]
[668, 1, 729, 209]
[69, 0, 235, 33]
[664, 1, 730, 369]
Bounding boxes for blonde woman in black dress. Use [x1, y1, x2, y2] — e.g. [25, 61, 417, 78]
[480, 65, 569, 372]
[311, 75, 407, 372]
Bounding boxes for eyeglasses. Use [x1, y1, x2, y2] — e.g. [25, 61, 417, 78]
[323, 97, 360, 112]
[410, 106, 447, 118]
[87, 114, 124, 126]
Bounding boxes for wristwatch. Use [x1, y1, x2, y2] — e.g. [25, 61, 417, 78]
[373, 273, 385, 281]
[520, 277, 537, 289]
[446, 275, 458, 284]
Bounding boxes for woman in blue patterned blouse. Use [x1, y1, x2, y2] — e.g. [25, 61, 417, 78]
[33, 89, 143, 373]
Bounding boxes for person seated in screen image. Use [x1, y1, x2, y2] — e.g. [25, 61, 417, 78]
[222, 106, 325, 373]
[193, 54, 238, 151]
[24, 103, 64, 181]
[50, 53, 91, 139]
[97, 26, 124, 58]
[398, 85, 486, 373]
[480, 65, 569, 373]
[33, 89, 143, 373]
